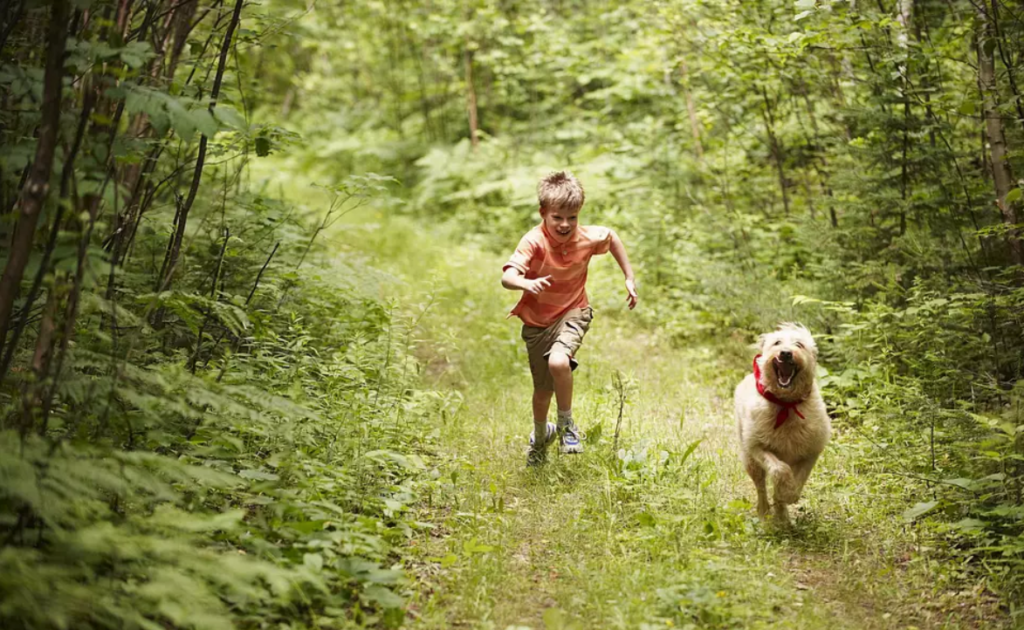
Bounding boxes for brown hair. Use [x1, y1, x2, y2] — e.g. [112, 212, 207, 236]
[537, 171, 585, 212]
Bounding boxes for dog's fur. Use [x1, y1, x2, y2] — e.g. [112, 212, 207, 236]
[735, 324, 831, 525]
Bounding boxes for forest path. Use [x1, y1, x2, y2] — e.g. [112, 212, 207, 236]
[356, 218, 1002, 629]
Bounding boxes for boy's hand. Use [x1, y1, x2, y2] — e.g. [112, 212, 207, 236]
[625, 278, 638, 310]
[524, 275, 552, 295]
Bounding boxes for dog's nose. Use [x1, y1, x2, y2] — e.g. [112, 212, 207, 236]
[780, 350, 793, 361]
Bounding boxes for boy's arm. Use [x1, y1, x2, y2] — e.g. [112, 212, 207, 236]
[608, 231, 638, 310]
[502, 267, 552, 295]
[502, 232, 551, 295]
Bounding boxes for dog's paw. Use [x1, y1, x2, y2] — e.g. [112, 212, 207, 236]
[773, 470, 800, 504]
[772, 502, 792, 527]
[778, 485, 800, 504]
[757, 499, 770, 518]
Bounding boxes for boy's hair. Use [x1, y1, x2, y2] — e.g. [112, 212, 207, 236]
[537, 171, 585, 212]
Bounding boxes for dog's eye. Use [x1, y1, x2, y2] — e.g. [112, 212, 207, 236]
[773, 340, 781, 346]
[796, 342, 804, 349]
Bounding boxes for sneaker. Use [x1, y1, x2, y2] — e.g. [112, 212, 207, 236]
[558, 420, 584, 454]
[527, 422, 558, 466]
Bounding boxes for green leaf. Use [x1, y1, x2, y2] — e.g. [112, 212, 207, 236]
[948, 518, 986, 533]
[303, 553, 324, 571]
[214, 105, 247, 130]
[439, 553, 458, 567]
[255, 136, 272, 157]
[187, 109, 219, 137]
[119, 41, 153, 68]
[942, 477, 975, 490]
[677, 438, 703, 466]
[237, 469, 279, 481]
[462, 538, 495, 554]
[361, 585, 405, 609]
[902, 500, 939, 522]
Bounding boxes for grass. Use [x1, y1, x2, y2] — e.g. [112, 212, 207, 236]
[250, 165, 1008, 629]
[337, 214, 1007, 630]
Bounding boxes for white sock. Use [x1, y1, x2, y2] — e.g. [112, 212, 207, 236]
[557, 408, 573, 428]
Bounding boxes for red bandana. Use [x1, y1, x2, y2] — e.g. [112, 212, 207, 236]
[753, 354, 806, 429]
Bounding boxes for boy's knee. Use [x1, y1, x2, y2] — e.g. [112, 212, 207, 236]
[548, 352, 571, 373]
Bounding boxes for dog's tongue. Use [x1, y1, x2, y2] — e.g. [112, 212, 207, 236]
[775, 358, 795, 387]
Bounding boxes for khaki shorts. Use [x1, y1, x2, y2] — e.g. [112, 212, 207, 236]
[521, 307, 594, 392]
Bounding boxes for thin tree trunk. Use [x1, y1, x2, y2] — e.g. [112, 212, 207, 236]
[679, 56, 704, 163]
[40, 171, 108, 431]
[167, 0, 199, 79]
[989, 0, 1024, 135]
[413, 39, 435, 141]
[214, 241, 278, 379]
[156, 0, 244, 295]
[0, 0, 70, 356]
[897, 0, 913, 236]
[978, 7, 1024, 266]
[464, 48, 479, 150]
[189, 228, 228, 373]
[0, 0, 25, 53]
[22, 280, 61, 436]
[760, 85, 790, 215]
[0, 83, 94, 385]
[798, 88, 838, 227]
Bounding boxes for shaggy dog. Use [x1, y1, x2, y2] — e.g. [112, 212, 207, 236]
[735, 324, 831, 525]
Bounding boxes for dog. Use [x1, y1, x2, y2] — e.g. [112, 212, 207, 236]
[734, 323, 831, 525]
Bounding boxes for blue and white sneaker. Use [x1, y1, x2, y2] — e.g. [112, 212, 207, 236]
[527, 422, 558, 466]
[558, 421, 584, 454]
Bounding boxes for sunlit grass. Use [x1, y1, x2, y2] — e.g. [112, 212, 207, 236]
[332, 215, 1006, 629]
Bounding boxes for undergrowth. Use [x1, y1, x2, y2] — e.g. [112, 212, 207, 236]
[0, 183, 455, 629]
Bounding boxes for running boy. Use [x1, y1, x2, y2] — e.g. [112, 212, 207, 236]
[501, 171, 638, 465]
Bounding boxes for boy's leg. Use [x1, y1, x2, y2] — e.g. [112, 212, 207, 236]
[522, 308, 591, 461]
[533, 389, 553, 432]
[528, 388, 557, 465]
[548, 351, 574, 415]
[548, 351, 582, 454]
[523, 324, 558, 465]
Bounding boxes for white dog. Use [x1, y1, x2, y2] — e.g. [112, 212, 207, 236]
[734, 323, 831, 525]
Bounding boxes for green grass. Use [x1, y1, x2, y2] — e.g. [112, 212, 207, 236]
[243, 168, 1010, 629]
[331, 214, 1008, 630]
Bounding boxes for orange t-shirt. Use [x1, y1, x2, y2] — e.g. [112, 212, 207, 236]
[503, 223, 615, 328]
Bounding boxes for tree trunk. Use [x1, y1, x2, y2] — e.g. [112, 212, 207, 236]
[0, 0, 70, 356]
[679, 56, 704, 163]
[977, 7, 1024, 266]
[0, 81, 94, 385]
[760, 85, 790, 215]
[897, 0, 913, 236]
[988, 0, 1024, 136]
[464, 47, 479, 150]
[797, 86, 838, 227]
[21, 279, 61, 436]
[156, 0, 245, 294]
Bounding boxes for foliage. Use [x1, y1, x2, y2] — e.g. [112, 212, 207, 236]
[229, 0, 1024, 610]
[4, 0, 1024, 623]
[0, 0, 447, 627]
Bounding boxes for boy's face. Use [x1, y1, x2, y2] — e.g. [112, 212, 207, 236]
[540, 205, 579, 243]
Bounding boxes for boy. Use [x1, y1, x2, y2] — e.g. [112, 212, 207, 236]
[501, 171, 638, 465]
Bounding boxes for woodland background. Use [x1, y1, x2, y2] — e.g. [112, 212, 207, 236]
[1, 0, 1024, 627]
